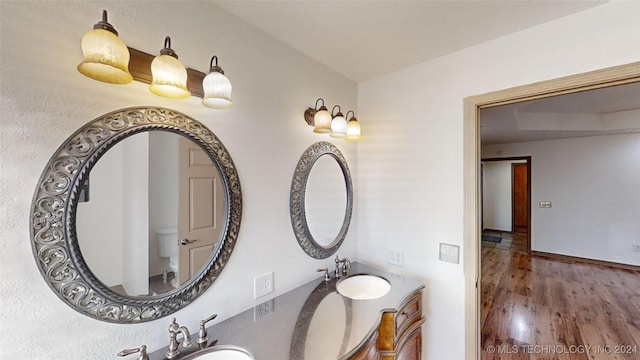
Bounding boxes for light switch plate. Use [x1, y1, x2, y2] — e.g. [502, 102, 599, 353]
[539, 201, 552, 208]
[439, 243, 460, 264]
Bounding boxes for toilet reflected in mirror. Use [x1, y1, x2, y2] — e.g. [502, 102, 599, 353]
[156, 227, 179, 289]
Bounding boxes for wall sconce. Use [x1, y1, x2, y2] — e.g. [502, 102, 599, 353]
[330, 105, 347, 138]
[303, 98, 332, 133]
[303, 99, 361, 141]
[202, 56, 233, 109]
[77, 10, 133, 84]
[345, 110, 361, 141]
[149, 36, 191, 99]
[77, 10, 232, 108]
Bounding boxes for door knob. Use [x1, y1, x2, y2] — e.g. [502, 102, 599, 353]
[180, 238, 197, 245]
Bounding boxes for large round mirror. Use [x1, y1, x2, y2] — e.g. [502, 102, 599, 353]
[290, 142, 353, 259]
[30, 107, 242, 323]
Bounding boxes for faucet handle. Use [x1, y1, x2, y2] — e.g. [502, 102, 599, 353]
[342, 258, 351, 275]
[197, 313, 218, 345]
[117, 345, 149, 360]
[317, 268, 330, 281]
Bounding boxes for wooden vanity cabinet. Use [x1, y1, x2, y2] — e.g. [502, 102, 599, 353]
[346, 289, 424, 360]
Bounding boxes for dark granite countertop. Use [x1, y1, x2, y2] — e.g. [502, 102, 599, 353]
[149, 262, 424, 360]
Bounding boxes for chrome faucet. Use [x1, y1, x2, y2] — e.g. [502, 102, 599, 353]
[166, 318, 193, 360]
[334, 255, 351, 278]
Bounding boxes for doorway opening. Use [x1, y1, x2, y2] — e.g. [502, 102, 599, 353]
[480, 157, 530, 253]
[462, 61, 640, 360]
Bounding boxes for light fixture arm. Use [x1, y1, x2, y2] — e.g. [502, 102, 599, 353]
[209, 56, 224, 74]
[305, 98, 327, 126]
[346, 110, 355, 120]
[160, 36, 178, 58]
[331, 105, 342, 117]
[93, 9, 118, 35]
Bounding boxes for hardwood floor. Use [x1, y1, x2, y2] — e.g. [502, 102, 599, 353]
[481, 247, 640, 360]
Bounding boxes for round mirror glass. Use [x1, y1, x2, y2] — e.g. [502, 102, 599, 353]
[290, 142, 353, 259]
[30, 107, 242, 323]
[304, 155, 347, 247]
[76, 131, 224, 297]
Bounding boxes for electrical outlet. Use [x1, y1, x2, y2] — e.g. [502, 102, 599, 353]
[439, 243, 460, 264]
[254, 299, 274, 321]
[254, 272, 273, 299]
[387, 249, 404, 266]
[633, 244, 640, 253]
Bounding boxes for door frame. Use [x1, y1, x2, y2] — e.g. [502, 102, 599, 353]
[462, 61, 640, 360]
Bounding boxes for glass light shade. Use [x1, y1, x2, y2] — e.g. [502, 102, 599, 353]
[150, 54, 191, 99]
[345, 119, 361, 141]
[330, 115, 347, 138]
[77, 28, 133, 84]
[313, 108, 332, 133]
[202, 72, 232, 109]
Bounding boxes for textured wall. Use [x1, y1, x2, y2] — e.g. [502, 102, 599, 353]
[357, 2, 640, 359]
[0, 1, 356, 358]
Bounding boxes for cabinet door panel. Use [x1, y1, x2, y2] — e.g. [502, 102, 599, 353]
[395, 326, 421, 360]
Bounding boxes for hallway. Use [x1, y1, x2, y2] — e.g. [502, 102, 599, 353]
[480, 247, 640, 360]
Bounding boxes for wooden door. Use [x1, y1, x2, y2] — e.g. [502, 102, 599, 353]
[177, 137, 224, 286]
[512, 163, 528, 232]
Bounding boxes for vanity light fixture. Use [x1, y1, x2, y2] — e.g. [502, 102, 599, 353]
[77, 10, 133, 84]
[304, 100, 362, 140]
[149, 36, 191, 99]
[76, 10, 234, 108]
[330, 105, 347, 138]
[345, 110, 361, 141]
[202, 56, 233, 109]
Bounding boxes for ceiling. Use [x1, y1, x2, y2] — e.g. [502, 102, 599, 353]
[212, 1, 638, 145]
[214, 0, 606, 82]
[480, 81, 640, 145]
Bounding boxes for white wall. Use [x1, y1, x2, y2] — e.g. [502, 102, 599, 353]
[357, 2, 640, 359]
[76, 138, 126, 287]
[483, 133, 640, 266]
[0, 1, 356, 358]
[482, 161, 514, 232]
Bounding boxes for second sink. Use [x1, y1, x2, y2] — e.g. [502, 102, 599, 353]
[336, 274, 391, 300]
[181, 345, 255, 360]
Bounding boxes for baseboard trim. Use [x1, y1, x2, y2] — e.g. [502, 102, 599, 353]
[531, 251, 640, 272]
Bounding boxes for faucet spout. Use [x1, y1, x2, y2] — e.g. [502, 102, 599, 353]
[166, 318, 193, 359]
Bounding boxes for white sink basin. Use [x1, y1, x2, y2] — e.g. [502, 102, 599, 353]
[337, 274, 391, 300]
[181, 345, 254, 360]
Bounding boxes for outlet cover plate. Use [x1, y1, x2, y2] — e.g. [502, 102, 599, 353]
[254, 272, 274, 299]
[633, 244, 640, 253]
[439, 243, 460, 264]
[254, 299, 274, 321]
[387, 249, 404, 266]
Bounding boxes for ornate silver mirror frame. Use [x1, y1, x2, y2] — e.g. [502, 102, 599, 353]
[290, 142, 353, 259]
[30, 107, 242, 323]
